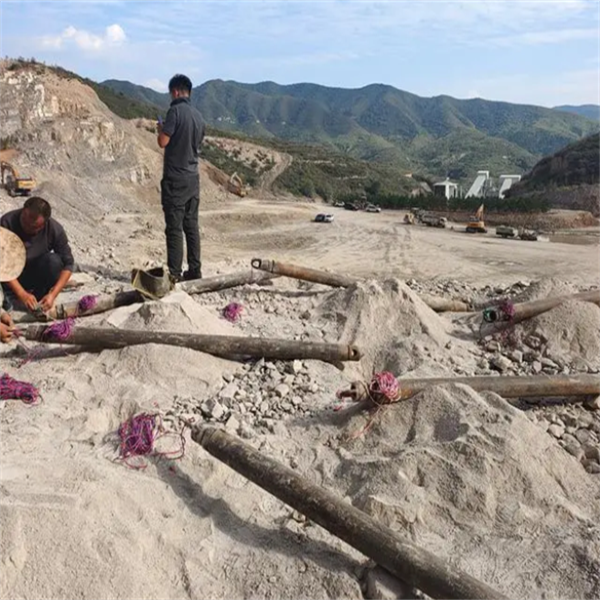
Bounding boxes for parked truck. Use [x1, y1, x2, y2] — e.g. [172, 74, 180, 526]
[496, 225, 517, 238]
[421, 213, 447, 228]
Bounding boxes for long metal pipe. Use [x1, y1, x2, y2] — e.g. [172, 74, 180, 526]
[251, 258, 359, 288]
[23, 325, 361, 362]
[339, 374, 600, 403]
[483, 290, 600, 324]
[192, 425, 507, 600]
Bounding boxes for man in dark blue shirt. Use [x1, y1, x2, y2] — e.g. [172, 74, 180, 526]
[157, 73, 206, 281]
[1, 196, 74, 312]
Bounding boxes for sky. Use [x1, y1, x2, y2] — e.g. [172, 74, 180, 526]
[1, 0, 599, 107]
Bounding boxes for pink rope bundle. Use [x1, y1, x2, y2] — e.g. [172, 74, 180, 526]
[0, 373, 40, 405]
[222, 302, 243, 322]
[39, 294, 98, 343]
[498, 299, 516, 320]
[42, 317, 75, 342]
[333, 371, 402, 439]
[369, 371, 400, 404]
[117, 412, 185, 470]
[77, 295, 98, 313]
[334, 371, 400, 412]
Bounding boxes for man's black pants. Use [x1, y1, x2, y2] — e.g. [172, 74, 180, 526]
[161, 174, 201, 278]
[1, 252, 64, 307]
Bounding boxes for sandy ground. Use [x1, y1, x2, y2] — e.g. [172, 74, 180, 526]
[199, 200, 599, 284]
[1, 190, 600, 600]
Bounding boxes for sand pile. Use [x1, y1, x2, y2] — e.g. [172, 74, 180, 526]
[513, 277, 576, 303]
[93, 291, 240, 395]
[317, 279, 475, 379]
[522, 299, 600, 365]
[330, 384, 600, 599]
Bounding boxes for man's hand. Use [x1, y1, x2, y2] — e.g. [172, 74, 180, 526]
[0, 313, 15, 343]
[19, 291, 39, 312]
[39, 290, 58, 312]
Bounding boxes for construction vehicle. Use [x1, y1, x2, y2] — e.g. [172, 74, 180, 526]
[226, 172, 247, 197]
[466, 203, 487, 233]
[421, 213, 447, 228]
[403, 213, 415, 225]
[0, 161, 35, 197]
[496, 225, 516, 238]
[518, 228, 538, 241]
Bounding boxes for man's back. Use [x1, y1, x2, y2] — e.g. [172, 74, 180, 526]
[163, 98, 206, 179]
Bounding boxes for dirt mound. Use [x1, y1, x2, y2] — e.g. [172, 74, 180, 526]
[106, 291, 235, 336]
[96, 291, 239, 392]
[513, 277, 576, 303]
[523, 299, 600, 364]
[333, 384, 600, 599]
[318, 279, 460, 379]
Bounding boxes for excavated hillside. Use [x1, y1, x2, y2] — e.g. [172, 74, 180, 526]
[0, 61, 292, 271]
[508, 133, 600, 216]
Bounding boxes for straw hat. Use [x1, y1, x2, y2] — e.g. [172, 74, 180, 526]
[0, 227, 26, 282]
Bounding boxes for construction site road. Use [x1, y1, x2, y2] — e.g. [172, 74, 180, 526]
[201, 200, 599, 286]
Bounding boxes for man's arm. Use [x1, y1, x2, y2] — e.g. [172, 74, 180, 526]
[5, 279, 38, 311]
[157, 107, 176, 149]
[39, 223, 73, 310]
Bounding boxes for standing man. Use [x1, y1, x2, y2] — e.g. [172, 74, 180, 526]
[0, 196, 74, 313]
[157, 73, 206, 281]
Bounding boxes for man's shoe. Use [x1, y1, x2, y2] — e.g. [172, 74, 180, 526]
[183, 269, 202, 281]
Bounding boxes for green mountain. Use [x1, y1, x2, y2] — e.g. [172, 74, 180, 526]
[102, 78, 599, 182]
[101, 79, 170, 110]
[553, 104, 600, 121]
[511, 132, 600, 191]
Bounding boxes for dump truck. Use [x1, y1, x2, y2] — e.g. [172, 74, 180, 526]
[518, 228, 538, 241]
[421, 213, 447, 228]
[0, 161, 35, 197]
[496, 225, 516, 238]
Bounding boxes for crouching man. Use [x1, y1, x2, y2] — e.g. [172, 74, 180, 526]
[0, 227, 26, 343]
[1, 196, 74, 313]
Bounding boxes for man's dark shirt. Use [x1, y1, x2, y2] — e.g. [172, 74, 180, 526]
[0, 209, 74, 272]
[162, 97, 206, 179]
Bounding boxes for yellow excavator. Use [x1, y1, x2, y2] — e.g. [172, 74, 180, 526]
[466, 203, 487, 233]
[0, 161, 36, 197]
[227, 172, 247, 197]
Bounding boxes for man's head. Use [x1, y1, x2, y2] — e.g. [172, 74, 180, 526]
[20, 196, 51, 236]
[168, 74, 192, 99]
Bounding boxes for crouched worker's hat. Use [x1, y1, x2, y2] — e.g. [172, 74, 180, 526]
[0, 227, 26, 282]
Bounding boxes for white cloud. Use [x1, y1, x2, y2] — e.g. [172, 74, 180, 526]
[492, 27, 599, 47]
[144, 78, 168, 92]
[40, 23, 126, 52]
[451, 68, 600, 106]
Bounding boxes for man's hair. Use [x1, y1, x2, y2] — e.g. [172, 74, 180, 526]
[168, 74, 192, 95]
[23, 196, 52, 220]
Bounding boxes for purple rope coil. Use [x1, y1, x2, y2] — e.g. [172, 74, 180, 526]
[499, 299, 516, 320]
[117, 412, 185, 470]
[0, 373, 40, 405]
[77, 295, 98, 313]
[40, 295, 98, 342]
[222, 302, 243, 322]
[42, 317, 75, 342]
